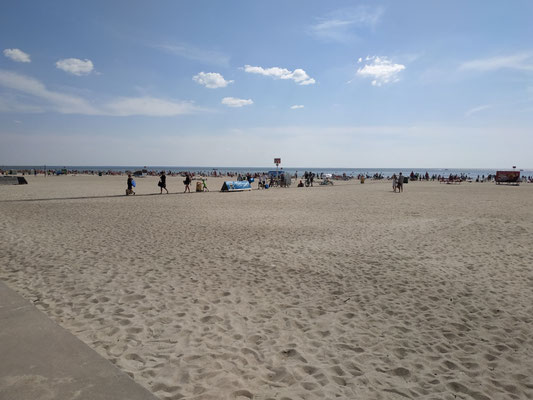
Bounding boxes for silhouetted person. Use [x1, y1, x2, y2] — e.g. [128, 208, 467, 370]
[126, 174, 135, 195]
[183, 173, 191, 193]
[159, 171, 168, 194]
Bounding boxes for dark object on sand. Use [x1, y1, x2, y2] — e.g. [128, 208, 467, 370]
[133, 169, 147, 177]
[0, 176, 28, 185]
[495, 171, 520, 185]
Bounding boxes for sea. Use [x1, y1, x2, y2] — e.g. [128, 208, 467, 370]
[3, 165, 532, 179]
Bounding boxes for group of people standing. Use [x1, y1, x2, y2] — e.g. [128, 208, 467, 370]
[126, 171, 208, 195]
[303, 171, 315, 187]
[391, 173, 404, 193]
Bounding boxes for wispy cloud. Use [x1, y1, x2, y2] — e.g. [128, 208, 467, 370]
[0, 70, 201, 116]
[465, 104, 492, 117]
[0, 70, 99, 114]
[356, 56, 405, 86]
[193, 72, 233, 89]
[244, 65, 315, 85]
[221, 97, 253, 108]
[56, 58, 94, 76]
[0, 96, 44, 113]
[459, 53, 533, 72]
[156, 43, 230, 67]
[309, 6, 384, 43]
[3, 48, 31, 63]
[105, 97, 198, 116]
[290, 105, 304, 109]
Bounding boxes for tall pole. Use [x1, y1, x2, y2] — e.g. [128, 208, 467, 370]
[274, 158, 281, 185]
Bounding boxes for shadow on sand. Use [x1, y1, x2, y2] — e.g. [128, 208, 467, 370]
[0, 192, 195, 203]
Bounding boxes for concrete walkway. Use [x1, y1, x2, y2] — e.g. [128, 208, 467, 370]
[0, 281, 158, 400]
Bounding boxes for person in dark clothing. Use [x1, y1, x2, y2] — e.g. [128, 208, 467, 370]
[126, 174, 135, 195]
[159, 171, 168, 194]
[183, 173, 191, 193]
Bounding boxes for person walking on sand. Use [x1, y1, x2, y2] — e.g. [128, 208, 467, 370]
[201, 177, 209, 192]
[159, 171, 168, 194]
[392, 174, 397, 192]
[397, 172, 404, 193]
[126, 174, 135, 195]
[183, 172, 191, 193]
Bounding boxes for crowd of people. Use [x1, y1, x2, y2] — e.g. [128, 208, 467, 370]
[4, 166, 533, 184]
[3, 168, 533, 196]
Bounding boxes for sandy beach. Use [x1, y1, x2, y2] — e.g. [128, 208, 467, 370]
[1, 175, 532, 400]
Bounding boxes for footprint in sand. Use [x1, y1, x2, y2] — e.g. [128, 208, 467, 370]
[389, 367, 411, 378]
[124, 353, 145, 363]
[152, 382, 181, 395]
[200, 315, 223, 323]
[231, 390, 253, 399]
[301, 381, 319, 390]
[121, 294, 146, 302]
[280, 348, 307, 363]
[299, 365, 318, 376]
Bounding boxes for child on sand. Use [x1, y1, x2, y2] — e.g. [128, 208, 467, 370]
[126, 174, 135, 195]
[201, 178, 209, 192]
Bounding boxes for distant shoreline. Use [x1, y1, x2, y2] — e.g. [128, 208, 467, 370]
[2, 165, 532, 179]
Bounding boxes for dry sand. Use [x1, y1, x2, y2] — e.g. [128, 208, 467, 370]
[1, 175, 532, 400]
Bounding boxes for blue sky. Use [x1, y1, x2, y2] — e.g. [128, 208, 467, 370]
[1, 0, 532, 168]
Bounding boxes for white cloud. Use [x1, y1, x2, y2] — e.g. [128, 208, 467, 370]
[193, 72, 233, 89]
[310, 6, 384, 43]
[243, 65, 315, 85]
[221, 97, 253, 107]
[459, 53, 533, 72]
[105, 97, 198, 116]
[465, 104, 492, 117]
[290, 105, 304, 109]
[356, 56, 405, 86]
[56, 58, 94, 76]
[0, 70, 201, 116]
[3, 48, 31, 63]
[156, 43, 230, 67]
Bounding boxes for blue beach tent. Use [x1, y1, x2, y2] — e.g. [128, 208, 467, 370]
[221, 181, 252, 192]
[268, 170, 283, 178]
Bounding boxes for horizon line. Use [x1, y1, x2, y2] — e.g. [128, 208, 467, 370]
[2, 164, 531, 170]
